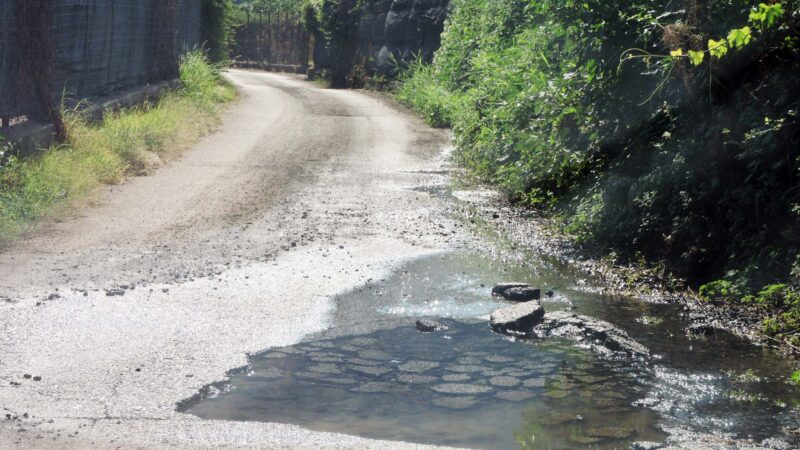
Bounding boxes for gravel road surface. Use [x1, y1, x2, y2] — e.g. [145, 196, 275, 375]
[0, 70, 460, 449]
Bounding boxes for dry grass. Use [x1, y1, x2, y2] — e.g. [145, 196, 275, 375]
[0, 51, 235, 241]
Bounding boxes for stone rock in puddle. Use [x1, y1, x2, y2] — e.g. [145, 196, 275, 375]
[398, 360, 439, 373]
[397, 374, 438, 384]
[492, 282, 532, 297]
[442, 374, 471, 382]
[495, 390, 536, 402]
[490, 301, 546, 336]
[503, 287, 542, 302]
[350, 365, 392, 377]
[416, 319, 449, 333]
[432, 396, 478, 410]
[523, 377, 546, 388]
[489, 376, 521, 387]
[687, 321, 715, 336]
[446, 364, 484, 374]
[432, 383, 493, 395]
[533, 311, 649, 358]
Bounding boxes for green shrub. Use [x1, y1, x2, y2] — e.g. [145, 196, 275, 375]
[399, 0, 800, 291]
[699, 279, 742, 303]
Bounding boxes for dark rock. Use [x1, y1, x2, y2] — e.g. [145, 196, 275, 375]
[105, 288, 125, 297]
[545, 290, 554, 297]
[503, 287, 541, 302]
[32, 376, 41, 382]
[22, 374, 31, 380]
[416, 319, 448, 333]
[687, 322, 715, 336]
[490, 302, 546, 335]
[491, 282, 531, 297]
[687, 312, 715, 335]
[533, 312, 649, 358]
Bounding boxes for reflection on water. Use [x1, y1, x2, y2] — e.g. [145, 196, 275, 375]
[183, 252, 800, 448]
[186, 320, 663, 449]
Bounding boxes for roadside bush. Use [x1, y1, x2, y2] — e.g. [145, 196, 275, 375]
[398, 0, 800, 292]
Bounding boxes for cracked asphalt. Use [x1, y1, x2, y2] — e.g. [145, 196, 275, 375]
[0, 70, 462, 449]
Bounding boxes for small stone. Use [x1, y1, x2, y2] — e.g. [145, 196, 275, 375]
[431, 383, 493, 395]
[105, 288, 125, 297]
[446, 365, 484, 374]
[490, 302, 546, 335]
[396, 374, 438, 384]
[352, 382, 410, 393]
[32, 376, 41, 382]
[416, 319, 449, 333]
[489, 376, 521, 387]
[502, 287, 541, 302]
[350, 365, 392, 377]
[492, 283, 531, 297]
[442, 374, 471, 382]
[22, 374, 32, 380]
[687, 322, 714, 336]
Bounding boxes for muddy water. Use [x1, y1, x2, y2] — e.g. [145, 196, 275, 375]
[183, 252, 800, 448]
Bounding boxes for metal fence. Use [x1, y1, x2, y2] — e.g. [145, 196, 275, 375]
[0, 0, 202, 128]
[232, 15, 309, 72]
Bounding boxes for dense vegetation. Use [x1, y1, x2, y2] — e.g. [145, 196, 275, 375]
[0, 52, 235, 240]
[397, 1, 800, 346]
[202, 0, 237, 63]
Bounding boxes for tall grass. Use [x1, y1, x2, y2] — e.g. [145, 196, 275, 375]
[0, 51, 235, 241]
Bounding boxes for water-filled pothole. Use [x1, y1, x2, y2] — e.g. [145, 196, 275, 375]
[182, 252, 800, 448]
[184, 320, 663, 449]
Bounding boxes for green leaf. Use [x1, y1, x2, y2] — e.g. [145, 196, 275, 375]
[750, 3, 785, 28]
[727, 26, 752, 49]
[708, 39, 728, 59]
[688, 50, 705, 66]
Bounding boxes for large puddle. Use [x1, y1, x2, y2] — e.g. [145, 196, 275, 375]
[182, 252, 800, 449]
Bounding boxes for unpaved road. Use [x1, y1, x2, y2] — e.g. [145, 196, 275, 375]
[0, 70, 461, 449]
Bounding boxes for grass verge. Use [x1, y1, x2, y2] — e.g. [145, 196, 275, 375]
[0, 51, 236, 241]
